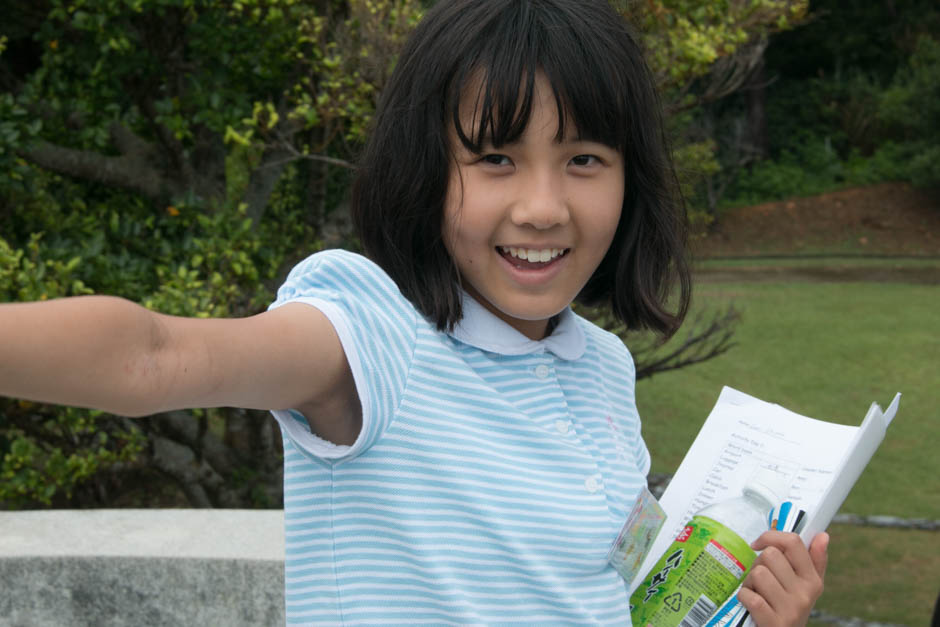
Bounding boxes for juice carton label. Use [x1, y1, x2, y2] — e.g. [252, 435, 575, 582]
[629, 516, 756, 627]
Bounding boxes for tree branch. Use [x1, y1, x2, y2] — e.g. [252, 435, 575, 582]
[701, 38, 769, 104]
[262, 150, 356, 171]
[108, 121, 155, 158]
[137, 95, 191, 187]
[665, 38, 770, 116]
[189, 123, 227, 201]
[18, 133, 180, 201]
[151, 410, 238, 476]
[241, 144, 293, 225]
[240, 107, 309, 224]
[149, 435, 221, 507]
[633, 305, 741, 380]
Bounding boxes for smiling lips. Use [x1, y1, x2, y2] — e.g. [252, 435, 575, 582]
[497, 245, 570, 269]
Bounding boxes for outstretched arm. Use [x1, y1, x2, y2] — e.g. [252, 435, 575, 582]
[0, 296, 357, 442]
[739, 530, 829, 626]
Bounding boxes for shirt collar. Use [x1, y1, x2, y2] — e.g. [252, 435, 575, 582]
[448, 291, 586, 360]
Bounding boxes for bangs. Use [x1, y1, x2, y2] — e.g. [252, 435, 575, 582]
[448, 1, 633, 153]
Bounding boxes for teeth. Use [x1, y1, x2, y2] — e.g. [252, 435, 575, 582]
[501, 246, 565, 262]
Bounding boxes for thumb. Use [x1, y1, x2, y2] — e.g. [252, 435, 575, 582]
[809, 532, 830, 578]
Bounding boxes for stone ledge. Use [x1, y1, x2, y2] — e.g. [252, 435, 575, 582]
[0, 509, 284, 626]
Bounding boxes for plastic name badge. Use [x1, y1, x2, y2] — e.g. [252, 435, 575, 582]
[607, 486, 667, 584]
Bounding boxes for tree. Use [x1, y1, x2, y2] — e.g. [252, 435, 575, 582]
[697, 0, 940, 209]
[0, 0, 805, 509]
[2, 0, 421, 221]
[614, 0, 810, 220]
[620, 0, 808, 114]
[0, 0, 424, 508]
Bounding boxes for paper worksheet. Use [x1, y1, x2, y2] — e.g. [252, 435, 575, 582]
[629, 386, 900, 593]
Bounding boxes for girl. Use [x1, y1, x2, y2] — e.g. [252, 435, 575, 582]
[0, 0, 827, 624]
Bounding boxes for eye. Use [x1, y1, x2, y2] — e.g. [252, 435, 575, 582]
[570, 154, 599, 167]
[480, 154, 512, 167]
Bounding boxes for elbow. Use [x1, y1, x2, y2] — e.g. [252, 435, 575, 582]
[113, 311, 172, 417]
[106, 360, 164, 417]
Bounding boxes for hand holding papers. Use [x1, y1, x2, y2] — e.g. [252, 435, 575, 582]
[631, 387, 900, 594]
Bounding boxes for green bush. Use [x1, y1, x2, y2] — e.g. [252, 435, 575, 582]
[719, 35, 940, 209]
[719, 138, 844, 207]
[0, 0, 427, 508]
[878, 35, 940, 188]
[0, 165, 314, 508]
[704, 0, 940, 211]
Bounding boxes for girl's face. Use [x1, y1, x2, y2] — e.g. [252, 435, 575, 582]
[443, 73, 624, 340]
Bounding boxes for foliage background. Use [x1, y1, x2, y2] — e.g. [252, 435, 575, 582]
[704, 0, 940, 208]
[1, 0, 818, 509]
[0, 0, 422, 508]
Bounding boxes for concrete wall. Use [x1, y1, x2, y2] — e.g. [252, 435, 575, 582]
[0, 510, 284, 626]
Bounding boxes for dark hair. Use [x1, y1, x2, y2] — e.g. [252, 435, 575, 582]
[352, 0, 690, 336]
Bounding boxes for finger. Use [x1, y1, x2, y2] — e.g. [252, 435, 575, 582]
[751, 530, 818, 581]
[809, 532, 830, 579]
[738, 574, 779, 626]
[742, 559, 813, 627]
[746, 532, 828, 625]
[746, 546, 794, 611]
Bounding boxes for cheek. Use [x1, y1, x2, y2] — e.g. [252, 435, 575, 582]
[445, 219, 488, 265]
[583, 195, 622, 248]
[442, 202, 477, 262]
[443, 190, 497, 259]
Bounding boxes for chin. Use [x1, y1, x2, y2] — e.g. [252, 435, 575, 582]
[494, 296, 571, 321]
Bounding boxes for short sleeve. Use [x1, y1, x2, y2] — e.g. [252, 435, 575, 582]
[268, 249, 418, 461]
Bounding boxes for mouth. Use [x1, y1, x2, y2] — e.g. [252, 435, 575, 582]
[497, 246, 570, 269]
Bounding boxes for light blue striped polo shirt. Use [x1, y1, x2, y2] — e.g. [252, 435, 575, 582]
[269, 249, 650, 625]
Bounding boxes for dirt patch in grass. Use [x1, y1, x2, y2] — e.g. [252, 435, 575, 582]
[694, 182, 940, 258]
[695, 264, 939, 284]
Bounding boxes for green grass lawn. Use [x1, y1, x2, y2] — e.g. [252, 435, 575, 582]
[695, 256, 940, 270]
[632, 276, 939, 625]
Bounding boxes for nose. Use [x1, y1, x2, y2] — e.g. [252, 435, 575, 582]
[510, 169, 570, 230]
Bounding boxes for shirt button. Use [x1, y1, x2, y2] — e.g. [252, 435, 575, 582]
[585, 477, 600, 493]
[534, 364, 550, 379]
[554, 420, 569, 435]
